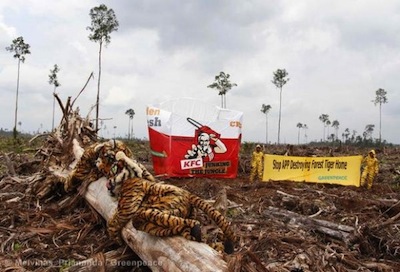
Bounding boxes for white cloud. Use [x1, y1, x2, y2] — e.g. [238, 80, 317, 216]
[0, 1, 398, 144]
[0, 21, 16, 42]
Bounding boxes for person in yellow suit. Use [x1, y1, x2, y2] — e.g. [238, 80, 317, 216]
[360, 149, 379, 189]
[250, 145, 264, 182]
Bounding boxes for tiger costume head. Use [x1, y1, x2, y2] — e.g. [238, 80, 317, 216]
[64, 139, 134, 193]
[95, 140, 133, 176]
[101, 150, 155, 197]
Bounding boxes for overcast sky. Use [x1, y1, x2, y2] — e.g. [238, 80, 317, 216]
[1, 0, 399, 144]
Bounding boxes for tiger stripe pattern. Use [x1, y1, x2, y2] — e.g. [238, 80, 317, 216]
[63, 139, 153, 193]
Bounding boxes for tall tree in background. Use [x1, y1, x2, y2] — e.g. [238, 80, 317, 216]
[296, 122, 303, 144]
[342, 128, 350, 142]
[272, 69, 289, 144]
[6, 36, 31, 139]
[372, 88, 388, 143]
[260, 104, 271, 144]
[318, 114, 330, 141]
[363, 124, 375, 141]
[302, 124, 308, 144]
[351, 130, 357, 143]
[88, 4, 119, 131]
[48, 64, 61, 131]
[331, 120, 339, 141]
[125, 108, 135, 140]
[326, 120, 331, 138]
[207, 71, 237, 108]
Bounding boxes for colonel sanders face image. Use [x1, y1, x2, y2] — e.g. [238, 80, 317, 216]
[185, 131, 227, 161]
[198, 132, 211, 153]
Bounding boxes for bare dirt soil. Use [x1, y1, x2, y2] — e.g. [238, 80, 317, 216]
[1, 144, 400, 271]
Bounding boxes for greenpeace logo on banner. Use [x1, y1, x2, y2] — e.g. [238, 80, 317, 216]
[318, 175, 347, 180]
[181, 158, 203, 170]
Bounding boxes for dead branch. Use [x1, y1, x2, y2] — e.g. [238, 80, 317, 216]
[264, 206, 354, 244]
[370, 205, 400, 231]
[71, 72, 94, 109]
[2, 152, 16, 176]
[28, 133, 50, 144]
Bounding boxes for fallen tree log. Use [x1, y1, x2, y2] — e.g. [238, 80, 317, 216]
[85, 176, 228, 272]
[264, 206, 354, 244]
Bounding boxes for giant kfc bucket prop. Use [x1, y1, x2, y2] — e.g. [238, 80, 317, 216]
[147, 98, 243, 178]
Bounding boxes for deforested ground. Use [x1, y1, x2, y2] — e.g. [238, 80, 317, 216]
[1, 140, 399, 271]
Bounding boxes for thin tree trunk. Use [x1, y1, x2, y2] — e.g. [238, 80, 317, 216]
[278, 87, 282, 144]
[14, 59, 21, 139]
[327, 126, 330, 140]
[127, 117, 130, 140]
[297, 129, 300, 144]
[96, 42, 103, 132]
[224, 94, 227, 109]
[52, 87, 56, 131]
[265, 114, 268, 145]
[130, 118, 134, 139]
[304, 129, 307, 144]
[379, 102, 382, 142]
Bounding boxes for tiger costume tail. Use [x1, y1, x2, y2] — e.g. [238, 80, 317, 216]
[189, 195, 235, 254]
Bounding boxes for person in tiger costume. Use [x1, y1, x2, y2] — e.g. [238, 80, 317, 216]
[99, 150, 235, 254]
[63, 139, 153, 194]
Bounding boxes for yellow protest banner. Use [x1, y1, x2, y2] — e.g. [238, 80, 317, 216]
[262, 154, 363, 187]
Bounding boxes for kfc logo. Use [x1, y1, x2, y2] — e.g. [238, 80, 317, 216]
[181, 158, 203, 170]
